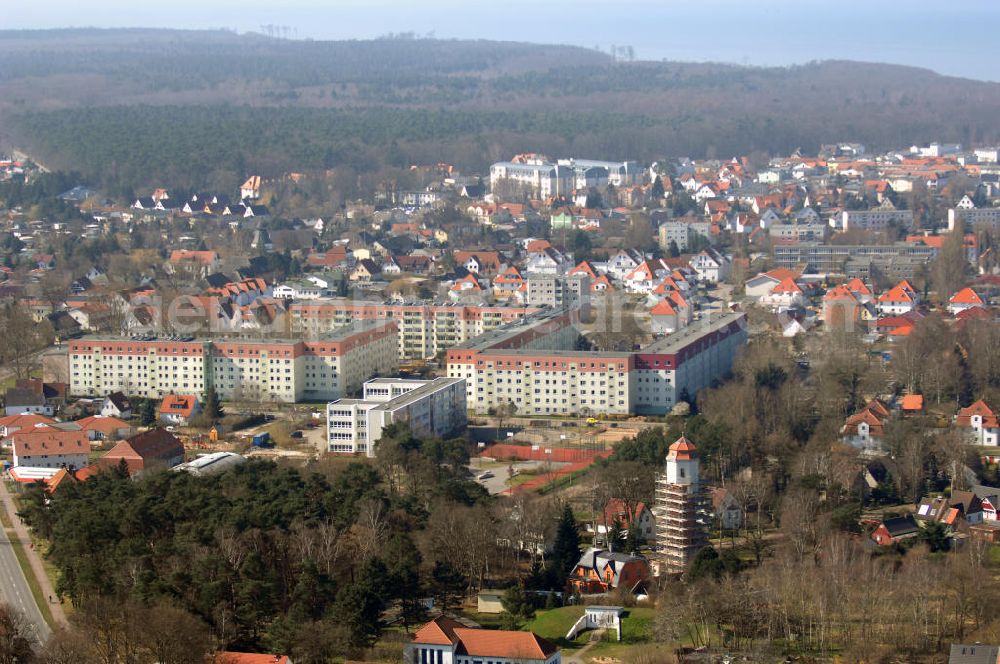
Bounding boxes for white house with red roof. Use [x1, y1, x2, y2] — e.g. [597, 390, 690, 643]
[74, 415, 135, 442]
[590, 275, 613, 294]
[957, 400, 1000, 446]
[158, 394, 201, 426]
[949, 287, 985, 315]
[604, 249, 645, 280]
[760, 276, 806, 311]
[407, 616, 560, 664]
[878, 281, 919, 315]
[650, 299, 682, 335]
[745, 268, 801, 299]
[493, 266, 525, 301]
[623, 259, 671, 294]
[0, 413, 57, 440]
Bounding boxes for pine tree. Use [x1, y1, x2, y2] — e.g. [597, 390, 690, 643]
[548, 504, 581, 584]
[651, 176, 665, 200]
[499, 584, 535, 630]
[139, 398, 156, 426]
[429, 560, 466, 612]
[384, 534, 426, 632]
[203, 386, 223, 420]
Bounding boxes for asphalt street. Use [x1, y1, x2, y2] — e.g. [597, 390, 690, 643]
[0, 524, 50, 644]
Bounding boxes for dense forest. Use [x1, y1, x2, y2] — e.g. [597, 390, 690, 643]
[5, 30, 1000, 191]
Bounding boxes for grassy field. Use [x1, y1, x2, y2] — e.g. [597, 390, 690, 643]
[524, 605, 586, 645]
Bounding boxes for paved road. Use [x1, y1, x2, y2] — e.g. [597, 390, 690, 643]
[0, 523, 50, 644]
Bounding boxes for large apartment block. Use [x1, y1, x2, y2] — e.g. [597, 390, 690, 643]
[948, 207, 1000, 232]
[835, 208, 914, 232]
[447, 309, 746, 417]
[67, 320, 398, 403]
[288, 300, 540, 360]
[325, 377, 467, 456]
[773, 242, 937, 274]
[526, 274, 590, 308]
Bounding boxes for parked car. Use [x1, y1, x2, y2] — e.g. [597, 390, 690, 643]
[290, 430, 303, 439]
[477, 471, 494, 480]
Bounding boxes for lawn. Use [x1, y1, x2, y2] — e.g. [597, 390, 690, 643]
[524, 606, 586, 646]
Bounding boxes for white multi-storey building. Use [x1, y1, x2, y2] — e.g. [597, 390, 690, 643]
[325, 377, 467, 456]
[289, 300, 540, 360]
[447, 309, 747, 417]
[67, 321, 398, 403]
[836, 208, 914, 232]
[489, 160, 573, 198]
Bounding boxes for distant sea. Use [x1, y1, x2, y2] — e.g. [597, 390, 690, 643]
[8, 0, 1000, 81]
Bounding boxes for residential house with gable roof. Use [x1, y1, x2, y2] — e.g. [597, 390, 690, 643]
[871, 514, 920, 546]
[957, 400, 1000, 446]
[745, 268, 801, 299]
[949, 287, 986, 315]
[689, 248, 731, 283]
[878, 281, 919, 315]
[760, 276, 806, 312]
[101, 428, 185, 475]
[567, 547, 650, 595]
[159, 394, 201, 426]
[11, 429, 89, 470]
[842, 399, 891, 452]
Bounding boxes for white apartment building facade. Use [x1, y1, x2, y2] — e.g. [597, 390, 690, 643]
[836, 208, 915, 232]
[325, 377, 467, 456]
[67, 321, 398, 403]
[289, 300, 540, 360]
[447, 308, 747, 417]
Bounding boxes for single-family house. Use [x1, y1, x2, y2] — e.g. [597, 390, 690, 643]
[454, 251, 503, 276]
[350, 259, 380, 282]
[100, 392, 132, 419]
[596, 499, 656, 540]
[760, 277, 806, 311]
[689, 248, 731, 283]
[950, 288, 986, 315]
[75, 415, 135, 442]
[878, 281, 919, 315]
[957, 400, 1000, 446]
[158, 394, 201, 426]
[744, 268, 801, 299]
[871, 514, 920, 546]
[842, 399, 891, 451]
[567, 548, 650, 595]
[709, 486, 743, 530]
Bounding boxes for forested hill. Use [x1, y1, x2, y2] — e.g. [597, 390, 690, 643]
[3, 29, 1000, 191]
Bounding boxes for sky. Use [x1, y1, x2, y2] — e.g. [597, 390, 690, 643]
[6, 0, 1000, 81]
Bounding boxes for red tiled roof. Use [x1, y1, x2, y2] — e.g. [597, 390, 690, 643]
[667, 436, 698, 460]
[11, 430, 88, 458]
[950, 287, 984, 305]
[214, 653, 290, 664]
[454, 628, 558, 660]
[957, 400, 999, 429]
[901, 394, 924, 411]
[74, 416, 130, 435]
[159, 394, 198, 418]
